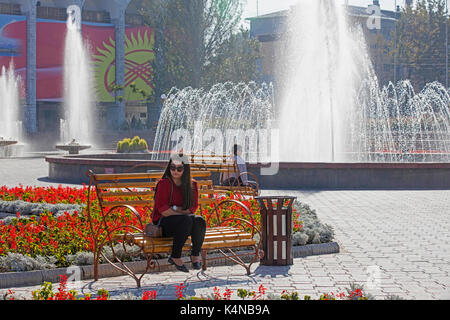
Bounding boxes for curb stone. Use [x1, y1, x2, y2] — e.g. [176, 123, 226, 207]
[0, 242, 339, 289]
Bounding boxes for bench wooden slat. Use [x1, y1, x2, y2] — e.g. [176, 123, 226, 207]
[142, 243, 190, 253]
[212, 186, 257, 195]
[205, 229, 248, 235]
[100, 194, 217, 203]
[197, 189, 217, 194]
[98, 180, 212, 194]
[94, 172, 164, 181]
[100, 193, 216, 201]
[99, 193, 219, 207]
[199, 239, 257, 250]
[143, 239, 256, 253]
[100, 200, 152, 207]
[190, 154, 232, 158]
[198, 198, 218, 205]
[191, 163, 234, 167]
[192, 165, 235, 169]
[209, 227, 241, 231]
[121, 227, 245, 238]
[97, 181, 157, 189]
[189, 156, 234, 163]
[193, 168, 236, 173]
[136, 233, 253, 249]
[191, 171, 214, 177]
[189, 153, 232, 157]
[205, 233, 253, 242]
[99, 191, 155, 197]
[94, 170, 212, 181]
[197, 180, 213, 186]
[115, 227, 253, 247]
[191, 162, 234, 165]
[138, 238, 174, 246]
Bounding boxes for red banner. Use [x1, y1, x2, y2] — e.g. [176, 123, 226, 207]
[0, 16, 154, 101]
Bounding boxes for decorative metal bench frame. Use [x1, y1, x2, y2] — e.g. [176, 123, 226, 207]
[85, 169, 263, 287]
[187, 152, 260, 197]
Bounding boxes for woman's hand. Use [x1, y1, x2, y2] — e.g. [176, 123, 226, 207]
[176, 208, 192, 215]
[161, 207, 192, 217]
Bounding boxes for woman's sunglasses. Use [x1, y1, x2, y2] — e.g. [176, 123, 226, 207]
[170, 164, 184, 172]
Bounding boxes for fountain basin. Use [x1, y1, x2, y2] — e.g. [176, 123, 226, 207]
[0, 140, 17, 147]
[55, 139, 91, 155]
[45, 153, 450, 189]
[55, 144, 91, 155]
[0, 140, 25, 158]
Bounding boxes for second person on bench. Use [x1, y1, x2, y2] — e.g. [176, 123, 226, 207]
[152, 153, 206, 272]
[221, 144, 248, 186]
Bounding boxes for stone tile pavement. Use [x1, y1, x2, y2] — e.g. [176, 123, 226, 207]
[0, 157, 449, 299]
[0, 157, 80, 188]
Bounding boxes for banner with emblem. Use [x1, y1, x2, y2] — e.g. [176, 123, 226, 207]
[0, 14, 155, 102]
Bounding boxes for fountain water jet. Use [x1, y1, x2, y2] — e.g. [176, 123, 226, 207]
[277, 0, 450, 163]
[151, 82, 274, 161]
[0, 63, 24, 157]
[44, 0, 450, 189]
[0, 63, 22, 141]
[59, 5, 94, 149]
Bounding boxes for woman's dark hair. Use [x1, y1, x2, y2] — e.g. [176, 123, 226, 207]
[162, 153, 193, 210]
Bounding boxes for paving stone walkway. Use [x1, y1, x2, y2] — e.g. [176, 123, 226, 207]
[0, 157, 449, 300]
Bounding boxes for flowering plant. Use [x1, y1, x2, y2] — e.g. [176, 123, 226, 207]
[0, 185, 303, 268]
[6, 276, 373, 300]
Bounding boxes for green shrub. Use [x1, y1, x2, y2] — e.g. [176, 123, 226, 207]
[131, 136, 140, 144]
[116, 141, 123, 153]
[116, 136, 148, 153]
[138, 139, 148, 150]
[121, 140, 130, 153]
[130, 136, 139, 151]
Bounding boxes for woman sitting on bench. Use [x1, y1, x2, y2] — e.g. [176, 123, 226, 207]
[152, 153, 206, 272]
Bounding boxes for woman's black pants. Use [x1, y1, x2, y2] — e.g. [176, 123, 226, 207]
[160, 215, 206, 259]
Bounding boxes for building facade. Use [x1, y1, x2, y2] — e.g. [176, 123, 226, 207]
[247, 1, 400, 91]
[0, 0, 155, 137]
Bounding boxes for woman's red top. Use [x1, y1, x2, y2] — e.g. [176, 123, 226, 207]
[152, 178, 199, 223]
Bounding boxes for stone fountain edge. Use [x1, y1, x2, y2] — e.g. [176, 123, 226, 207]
[44, 153, 450, 189]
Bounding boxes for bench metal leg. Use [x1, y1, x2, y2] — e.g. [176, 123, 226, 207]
[201, 249, 207, 271]
[93, 252, 100, 281]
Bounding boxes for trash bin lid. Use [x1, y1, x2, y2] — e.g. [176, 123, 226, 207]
[255, 196, 297, 209]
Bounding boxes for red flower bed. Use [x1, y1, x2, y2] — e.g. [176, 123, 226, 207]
[0, 185, 302, 267]
[0, 184, 89, 204]
[4, 275, 371, 300]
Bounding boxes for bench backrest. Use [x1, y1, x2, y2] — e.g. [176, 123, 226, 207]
[87, 170, 218, 213]
[187, 153, 259, 196]
[187, 153, 238, 175]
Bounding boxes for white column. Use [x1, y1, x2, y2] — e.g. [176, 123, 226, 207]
[110, 0, 131, 127]
[18, 0, 38, 134]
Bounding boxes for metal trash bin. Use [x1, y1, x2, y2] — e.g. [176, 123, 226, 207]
[255, 196, 296, 266]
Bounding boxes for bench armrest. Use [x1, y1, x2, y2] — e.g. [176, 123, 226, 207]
[238, 172, 259, 194]
[105, 204, 145, 231]
[214, 199, 260, 238]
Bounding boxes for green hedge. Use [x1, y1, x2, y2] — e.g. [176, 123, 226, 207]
[116, 136, 148, 153]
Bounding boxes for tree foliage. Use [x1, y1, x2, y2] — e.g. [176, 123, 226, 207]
[390, 0, 449, 89]
[135, 0, 261, 91]
[202, 27, 262, 87]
